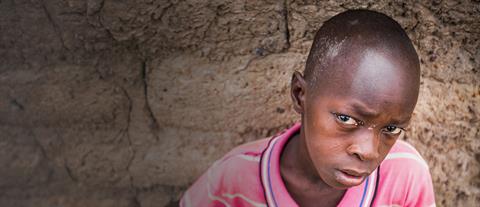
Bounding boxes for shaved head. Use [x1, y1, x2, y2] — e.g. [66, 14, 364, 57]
[304, 9, 420, 93]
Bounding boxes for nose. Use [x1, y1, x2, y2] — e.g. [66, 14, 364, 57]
[347, 129, 380, 161]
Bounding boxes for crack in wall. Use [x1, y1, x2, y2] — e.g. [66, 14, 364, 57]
[118, 87, 141, 207]
[92, 0, 119, 43]
[87, 0, 105, 16]
[233, 55, 258, 74]
[142, 60, 160, 141]
[40, 0, 70, 54]
[64, 162, 78, 183]
[28, 128, 54, 185]
[282, 0, 291, 51]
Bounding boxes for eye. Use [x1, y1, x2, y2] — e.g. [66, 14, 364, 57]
[384, 125, 403, 135]
[334, 114, 358, 126]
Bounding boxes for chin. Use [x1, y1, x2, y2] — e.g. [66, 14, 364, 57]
[321, 177, 354, 190]
[327, 179, 364, 189]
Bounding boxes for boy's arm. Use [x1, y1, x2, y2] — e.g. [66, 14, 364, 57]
[404, 164, 436, 207]
[180, 161, 228, 207]
[180, 151, 266, 207]
[377, 141, 436, 207]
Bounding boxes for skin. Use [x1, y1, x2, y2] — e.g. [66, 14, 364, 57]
[280, 46, 420, 207]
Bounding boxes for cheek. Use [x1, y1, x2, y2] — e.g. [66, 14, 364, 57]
[310, 139, 345, 158]
[304, 107, 350, 157]
[379, 136, 400, 156]
[305, 109, 337, 137]
[305, 137, 347, 174]
[303, 101, 353, 163]
[304, 127, 348, 162]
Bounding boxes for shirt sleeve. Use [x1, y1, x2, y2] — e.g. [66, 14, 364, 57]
[374, 142, 436, 207]
[404, 163, 436, 207]
[180, 160, 229, 207]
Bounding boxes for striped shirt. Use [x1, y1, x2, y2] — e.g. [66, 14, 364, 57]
[181, 123, 435, 207]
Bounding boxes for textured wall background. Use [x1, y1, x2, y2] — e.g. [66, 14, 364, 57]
[0, 0, 478, 206]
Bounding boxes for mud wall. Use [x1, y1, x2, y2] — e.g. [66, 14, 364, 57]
[0, 0, 478, 206]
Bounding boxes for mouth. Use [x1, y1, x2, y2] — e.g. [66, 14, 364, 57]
[341, 169, 369, 177]
[334, 169, 368, 187]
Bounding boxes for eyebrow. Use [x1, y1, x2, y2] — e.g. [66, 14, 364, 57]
[349, 102, 380, 118]
[348, 101, 411, 125]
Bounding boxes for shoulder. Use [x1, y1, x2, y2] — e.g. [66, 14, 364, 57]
[374, 140, 435, 206]
[181, 138, 270, 207]
[209, 138, 270, 190]
[209, 138, 269, 182]
[380, 139, 431, 183]
[222, 137, 271, 160]
[383, 139, 430, 169]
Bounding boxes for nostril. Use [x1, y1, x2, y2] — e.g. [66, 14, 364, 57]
[354, 152, 364, 161]
[350, 147, 379, 162]
[347, 145, 365, 161]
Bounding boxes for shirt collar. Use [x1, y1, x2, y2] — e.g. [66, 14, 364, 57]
[260, 123, 378, 207]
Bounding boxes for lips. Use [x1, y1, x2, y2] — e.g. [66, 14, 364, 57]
[340, 169, 369, 177]
[334, 169, 369, 187]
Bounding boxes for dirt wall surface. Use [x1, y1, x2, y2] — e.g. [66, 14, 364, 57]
[0, 0, 478, 206]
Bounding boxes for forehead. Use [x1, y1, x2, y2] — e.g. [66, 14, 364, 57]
[310, 47, 419, 115]
[351, 50, 410, 104]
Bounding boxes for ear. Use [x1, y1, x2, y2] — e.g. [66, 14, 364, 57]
[290, 71, 307, 114]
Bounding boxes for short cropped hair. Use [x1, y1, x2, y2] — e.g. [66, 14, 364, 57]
[304, 9, 419, 88]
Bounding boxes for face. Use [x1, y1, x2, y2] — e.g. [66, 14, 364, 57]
[292, 48, 419, 189]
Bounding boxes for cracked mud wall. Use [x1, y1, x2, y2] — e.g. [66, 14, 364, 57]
[0, 0, 478, 206]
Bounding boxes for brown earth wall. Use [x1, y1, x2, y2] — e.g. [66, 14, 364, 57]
[0, 0, 478, 206]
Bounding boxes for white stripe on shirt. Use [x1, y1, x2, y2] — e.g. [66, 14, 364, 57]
[207, 160, 231, 206]
[384, 152, 429, 169]
[236, 154, 261, 162]
[222, 193, 267, 207]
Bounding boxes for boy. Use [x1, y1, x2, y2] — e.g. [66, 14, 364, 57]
[181, 9, 435, 207]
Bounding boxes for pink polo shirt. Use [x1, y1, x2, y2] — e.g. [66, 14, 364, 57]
[180, 123, 435, 207]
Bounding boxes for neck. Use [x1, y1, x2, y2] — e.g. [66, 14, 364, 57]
[280, 126, 345, 207]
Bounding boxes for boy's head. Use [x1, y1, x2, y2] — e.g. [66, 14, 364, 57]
[290, 10, 420, 189]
